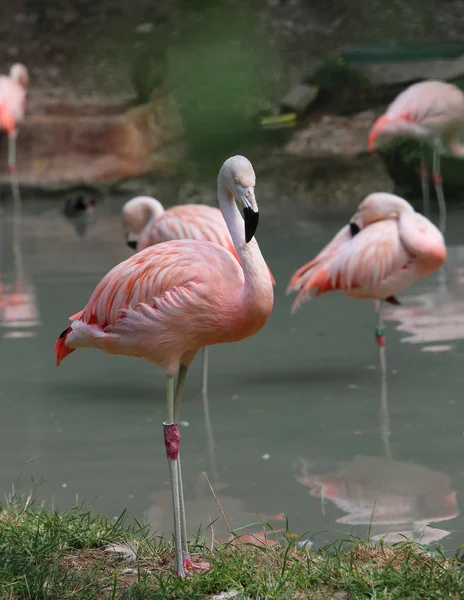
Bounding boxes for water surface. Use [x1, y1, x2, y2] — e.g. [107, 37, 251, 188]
[1, 195, 463, 551]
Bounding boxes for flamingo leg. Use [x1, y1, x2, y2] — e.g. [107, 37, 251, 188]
[201, 347, 209, 394]
[380, 362, 391, 460]
[8, 133, 23, 296]
[163, 375, 185, 577]
[174, 364, 211, 574]
[432, 149, 447, 234]
[420, 156, 430, 218]
[375, 300, 387, 380]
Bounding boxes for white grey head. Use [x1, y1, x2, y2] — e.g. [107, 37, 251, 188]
[9, 64, 29, 90]
[218, 155, 258, 243]
[122, 196, 165, 250]
[350, 192, 414, 232]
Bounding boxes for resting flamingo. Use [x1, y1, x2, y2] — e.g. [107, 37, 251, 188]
[287, 193, 446, 377]
[368, 80, 464, 235]
[54, 156, 274, 577]
[122, 196, 275, 394]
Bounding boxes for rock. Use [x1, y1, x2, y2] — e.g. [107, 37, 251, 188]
[0, 94, 186, 190]
[280, 83, 318, 114]
[283, 110, 378, 160]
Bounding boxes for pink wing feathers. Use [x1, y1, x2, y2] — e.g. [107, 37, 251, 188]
[369, 81, 464, 149]
[0, 76, 26, 134]
[55, 240, 243, 368]
[141, 205, 237, 256]
[287, 221, 409, 312]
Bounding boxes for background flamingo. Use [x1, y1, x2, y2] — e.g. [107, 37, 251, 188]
[0, 63, 28, 302]
[287, 192, 446, 378]
[368, 80, 464, 235]
[122, 195, 275, 394]
[54, 155, 274, 577]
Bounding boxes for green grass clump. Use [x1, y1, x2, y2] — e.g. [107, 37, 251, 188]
[1, 494, 464, 599]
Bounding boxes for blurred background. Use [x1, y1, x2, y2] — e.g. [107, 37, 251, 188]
[1, 0, 464, 552]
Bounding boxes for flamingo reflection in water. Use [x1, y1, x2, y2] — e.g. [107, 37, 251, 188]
[295, 372, 459, 545]
[0, 203, 40, 339]
[382, 245, 464, 352]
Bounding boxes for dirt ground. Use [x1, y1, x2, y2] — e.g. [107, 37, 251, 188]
[1, 0, 464, 101]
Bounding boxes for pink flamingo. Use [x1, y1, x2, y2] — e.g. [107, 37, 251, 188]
[54, 156, 274, 577]
[368, 80, 464, 235]
[0, 63, 28, 175]
[122, 196, 275, 394]
[0, 63, 29, 298]
[287, 193, 446, 377]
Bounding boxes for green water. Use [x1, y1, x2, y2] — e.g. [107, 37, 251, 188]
[0, 196, 463, 550]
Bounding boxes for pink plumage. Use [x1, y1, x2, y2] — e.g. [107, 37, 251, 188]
[55, 156, 274, 577]
[56, 239, 272, 375]
[368, 80, 464, 234]
[368, 80, 464, 151]
[287, 192, 446, 313]
[122, 196, 275, 282]
[0, 64, 28, 136]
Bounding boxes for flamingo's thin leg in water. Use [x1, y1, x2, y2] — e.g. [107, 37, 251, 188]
[432, 149, 447, 235]
[201, 347, 208, 395]
[375, 301, 387, 380]
[174, 364, 210, 574]
[163, 376, 184, 577]
[202, 389, 218, 484]
[8, 132, 23, 295]
[420, 155, 430, 218]
[380, 366, 391, 459]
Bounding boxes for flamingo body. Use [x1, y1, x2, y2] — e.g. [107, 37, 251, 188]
[122, 197, 276, 285]
[56, 239, 272, 375]
[139, 203, 238, 257]
[368, 81, 464, 152]
[287, 193, 446, 313]
[0, 64, 28, 135]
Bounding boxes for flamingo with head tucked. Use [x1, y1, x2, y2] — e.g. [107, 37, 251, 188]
[54, 156, 274, 577]
[121, 195, 275, 394]
[368, 80, 464, 235]
[287, 192, 446, 377]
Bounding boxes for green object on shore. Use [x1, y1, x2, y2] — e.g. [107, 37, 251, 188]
[341, 43, 464, 65]
[1, 495, 464, 599]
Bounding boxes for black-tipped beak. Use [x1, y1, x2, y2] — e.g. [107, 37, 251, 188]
[349, 222, 360, 237]
[243, 206, 259, 243]
[127, 240, 138, 250]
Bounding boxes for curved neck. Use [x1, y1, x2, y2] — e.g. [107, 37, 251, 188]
[217, 181, 270, 297]
[144, 197, 165, 221]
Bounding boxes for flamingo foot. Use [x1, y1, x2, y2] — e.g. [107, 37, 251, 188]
[184, 558, 211, 574]
[176, 558, 211, 577]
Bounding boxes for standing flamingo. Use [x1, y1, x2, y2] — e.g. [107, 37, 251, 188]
[368, 80, 464, 235]
[0, 63, 29, 305]
[0, 63, 28, 174]
[122, 196, 275, 394]
[287, 193, 446, 377]
[54, 156, 274, 577]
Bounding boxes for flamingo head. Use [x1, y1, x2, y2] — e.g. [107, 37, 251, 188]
[122, 196, 165, 251]
[367, 116, 391, 151]
[219, 155, 259, 243]
[351, 192, 414, 228]
[10, 64, 29, 90]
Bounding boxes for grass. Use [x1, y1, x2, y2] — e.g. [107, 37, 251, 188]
[1, 494, 464, 599]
